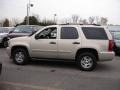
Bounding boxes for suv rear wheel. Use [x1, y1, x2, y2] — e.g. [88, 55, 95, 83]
[76, 52, 97, 71]
[12, 48, 29, 65]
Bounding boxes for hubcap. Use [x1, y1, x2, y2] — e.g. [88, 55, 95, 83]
[15, 52, 24, 63]
[81, 56, 93, 69]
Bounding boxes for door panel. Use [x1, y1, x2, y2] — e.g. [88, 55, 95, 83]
[30, 27, 58, 59]
[58, 39, 80, 59]
[58, 26, 81, 60]
[31, 39, 57, 58]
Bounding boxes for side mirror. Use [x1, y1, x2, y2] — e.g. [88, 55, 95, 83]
[30, 31, 37, 36]
[32, 31, 37, 34]
[35, 34, 40, 39]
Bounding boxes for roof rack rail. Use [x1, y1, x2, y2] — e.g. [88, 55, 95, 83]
[58, 23, 101, 26]
[58, 23, 84, 25]
[89, 24, 101, 26]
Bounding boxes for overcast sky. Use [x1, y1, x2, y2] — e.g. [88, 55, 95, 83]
[0, 0, 120, 24]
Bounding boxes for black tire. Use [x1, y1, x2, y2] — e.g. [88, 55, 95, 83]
[114, 49, 120, 56]
[2, 39, 8, 48]
[76, 52, 97, 71]
[12, 48, 29, 65]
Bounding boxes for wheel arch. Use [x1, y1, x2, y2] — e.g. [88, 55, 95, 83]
[11, 45, 30, 58]
[75, 48, 99, 61]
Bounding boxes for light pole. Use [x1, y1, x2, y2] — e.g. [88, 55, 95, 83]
[53, 14, 57, 23]
[26, 0, 33, 25]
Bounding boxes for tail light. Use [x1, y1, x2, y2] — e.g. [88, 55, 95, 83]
[108, 40, 114, 52]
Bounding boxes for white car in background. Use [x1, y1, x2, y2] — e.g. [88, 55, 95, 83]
[0, 27, 14, 47]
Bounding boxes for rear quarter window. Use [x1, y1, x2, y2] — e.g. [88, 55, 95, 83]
[82, 27, 108, 40]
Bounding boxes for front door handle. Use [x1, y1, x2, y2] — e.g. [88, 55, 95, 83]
[49, 42, 56, 44]
[72, 42, 80, 44]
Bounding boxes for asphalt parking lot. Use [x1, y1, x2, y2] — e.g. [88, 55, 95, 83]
[0, 48, 120, 90]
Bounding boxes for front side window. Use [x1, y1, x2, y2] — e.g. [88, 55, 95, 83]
[82, 27, 108, 40]
[61, 27, 78, 39]
[37, 27, 57, 39]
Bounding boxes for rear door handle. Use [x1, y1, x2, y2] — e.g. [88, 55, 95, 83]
[49, 42, 56, 44]
[72, 42, 80, 44]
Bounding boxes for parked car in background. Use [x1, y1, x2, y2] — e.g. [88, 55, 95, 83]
[108, 25, 120, 55]
[7, 25, 43, 39]
[0, 27, 14, 47]
[110, 31, 120, 55]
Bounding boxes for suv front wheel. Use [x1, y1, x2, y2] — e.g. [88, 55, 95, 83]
[76, 52, 97, 71]
[12, 48, 29, 65]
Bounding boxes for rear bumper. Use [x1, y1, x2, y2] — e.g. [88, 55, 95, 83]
[98, 51, 115, 61]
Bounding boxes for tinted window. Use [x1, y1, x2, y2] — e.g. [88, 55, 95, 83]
[82, 27, 108, 40]
[61, 27, 78, 39]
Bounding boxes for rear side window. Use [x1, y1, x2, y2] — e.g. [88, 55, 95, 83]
[82, 27, 108, 40]
[61, 27, 78, 39]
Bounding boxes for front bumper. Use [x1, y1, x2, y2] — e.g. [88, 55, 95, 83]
[6, 47, 11, 58]
[98, 51, 115, 61]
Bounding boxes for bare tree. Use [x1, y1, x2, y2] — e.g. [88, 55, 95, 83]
[78, 18, 83, 24]
[3, 18, 9, 27]
[72, 15, 79, 24]
[94, 16, 108, 25]
[88, 16, 95, 24]
[82, 19, 88, 24]
[12, 18, 20, 26]
[100, 17, 108, 25]
[0, 19, 5, 27]
[32, 14, 41, 22]
[0, 21, 2, 27]
[95, 16, 101, 25]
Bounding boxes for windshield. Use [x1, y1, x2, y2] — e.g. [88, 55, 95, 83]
[13, 26, 36, 33]
[0, 28, 9, 33]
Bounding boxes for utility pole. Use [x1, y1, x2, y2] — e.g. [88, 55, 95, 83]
[53, 14, 57, 23]
[26, 0, 33, 25]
